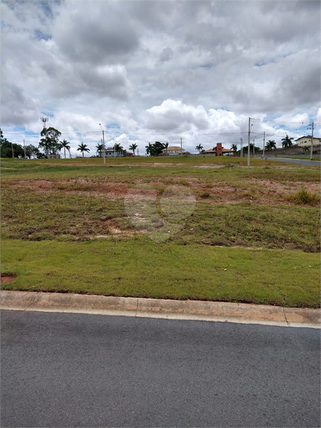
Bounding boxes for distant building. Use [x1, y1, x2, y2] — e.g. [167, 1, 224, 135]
[105, 147, 126, 157]
[204, 143, 234, 156]
[295, 136, 321, 147]
[162, 146, 185, 156]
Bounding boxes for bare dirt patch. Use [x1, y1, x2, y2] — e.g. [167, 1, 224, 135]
[5, 176, 320, 207]
[247, 178, 320, 195]
[1, 273, 17, 284]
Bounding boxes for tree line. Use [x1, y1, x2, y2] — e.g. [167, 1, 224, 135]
[195, 135, 294, 154]
[0, 126, 129, 159]
[1, 123, 296, 159]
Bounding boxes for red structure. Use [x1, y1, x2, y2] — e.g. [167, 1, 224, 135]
[204, 143, 234, 156]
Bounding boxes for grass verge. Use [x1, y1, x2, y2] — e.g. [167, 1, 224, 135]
[1, 238, 320, 308]
[1, 157, 320, 308]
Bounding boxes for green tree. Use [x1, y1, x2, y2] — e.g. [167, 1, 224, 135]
[129, 143, 138, 156]
[265, 140, 276, 151]
[0, 128, 12, 157]
[114, 143, 124, 156]
[61, 139, 71, 159]
[231, 144, 238, 153]
[39, 127, 62, 157]
[25, 144, 39, 159]
[281, 134, 294, 150]
[77, 143, 90, 157]
[0, 129, 24, 158]
[96, 143, 104, 157]
[196, 144, 204, 154]
[145, 141, 166, 156]
[242, 143, 259, 154]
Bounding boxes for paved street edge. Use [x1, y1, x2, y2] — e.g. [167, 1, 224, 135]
[1, 290, 320, 328]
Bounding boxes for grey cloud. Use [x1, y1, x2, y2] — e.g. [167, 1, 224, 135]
[159, 47, 174, 63]
[1, 83, 40, 126]
[49, 64, 132, 100]
[280, 65, 321, 108]
[53, 3, 139, 65]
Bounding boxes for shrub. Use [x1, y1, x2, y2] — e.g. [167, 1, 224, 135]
[288, 189, 320, 206]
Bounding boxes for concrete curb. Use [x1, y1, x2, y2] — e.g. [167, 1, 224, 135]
[1, 291, 320, 328]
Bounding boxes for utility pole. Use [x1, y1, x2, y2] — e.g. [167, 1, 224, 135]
[23, 139, 26, 159]
[262, 132, 265, 157]
[253, 138, 255, 155]
[247, 117, 251, 167]
[11, 142, 14, 158]
[240, 137, 243, 158]
[99, 123, 106, 164]
[180, 137, 183, 155]
[310, 121, 314, 161]
[102, 130, 105, 164]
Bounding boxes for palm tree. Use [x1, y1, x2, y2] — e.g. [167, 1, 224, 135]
[145, 142, 153, 156]
[61, 139, 71, 159]
[196, 144, 203, 154]
[231, 144, 237, 153]
[129, 143, 138, 156]
[265, 140, 276, 151]
[114, 143, 123, 156]
[281, 134, 294, 151]
[77, 143, 90, 157]
[96, 143, 104, 157]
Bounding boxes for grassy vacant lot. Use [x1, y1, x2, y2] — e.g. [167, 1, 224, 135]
[1, 156, 320, 307]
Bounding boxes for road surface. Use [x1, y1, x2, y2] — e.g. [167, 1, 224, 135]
[1, 310, 320, 427]
[266, 157, 320, 166]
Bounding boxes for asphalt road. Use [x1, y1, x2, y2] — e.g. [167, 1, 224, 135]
[266, 157, 321, 166]
[1, 310, 320, 427]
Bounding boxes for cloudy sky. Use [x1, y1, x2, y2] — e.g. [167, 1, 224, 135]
[1, 0, 320, 156]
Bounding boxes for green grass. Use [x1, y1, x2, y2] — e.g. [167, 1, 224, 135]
[287, 189, 320, 205]
[1, 157, 320, 307]
[1, 238, 320, 308]
[1, 185, 319, 251]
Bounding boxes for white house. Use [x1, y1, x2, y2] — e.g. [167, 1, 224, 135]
[105, 147, 124, 157]
[295, 136, 321, 147]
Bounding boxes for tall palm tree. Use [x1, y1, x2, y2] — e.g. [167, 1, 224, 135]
[145, 142, 153, 156]
[265, 140, 276, 151]
[114, 143, 123, 156]
[77, 143, 90, 157]
[61, 139, 71, 159]
[129, 143, 138, 156]
[96, 143, 104, 157]
[281, 134, 294, 150]
[196, 144, 203, 154]
[231, 144, 237, 153]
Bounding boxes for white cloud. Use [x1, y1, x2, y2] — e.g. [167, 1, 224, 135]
[275, 113, 310, 127]
[1, 0, 320, 153]
[143, 100, 210, 133]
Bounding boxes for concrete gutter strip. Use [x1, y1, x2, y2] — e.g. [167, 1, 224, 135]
[0, 291, 320, 328]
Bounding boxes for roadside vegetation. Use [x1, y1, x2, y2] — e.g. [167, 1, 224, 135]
[1, 157, 320, 307]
